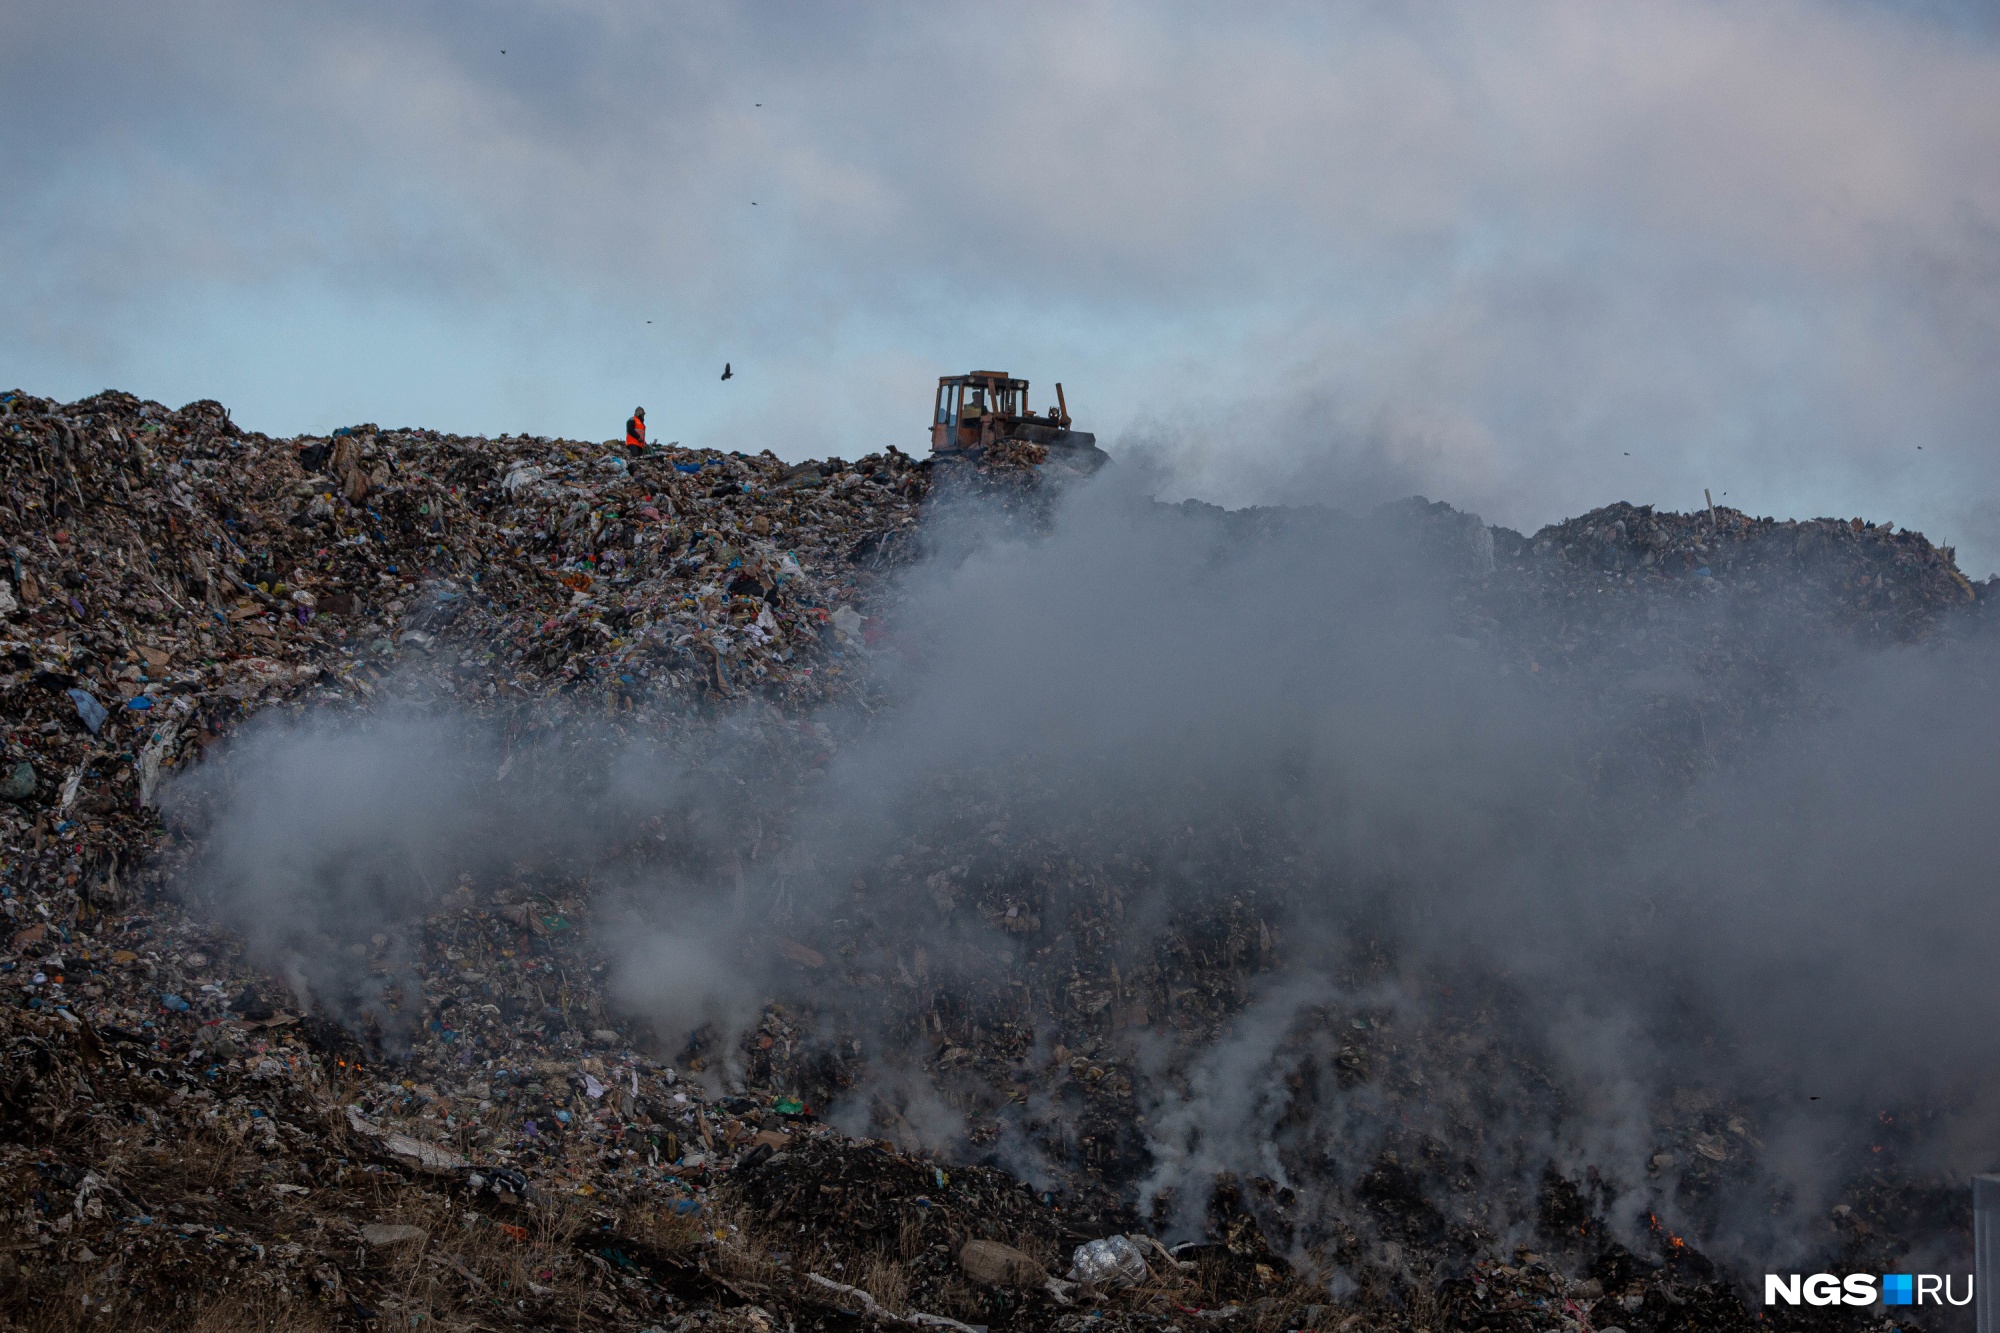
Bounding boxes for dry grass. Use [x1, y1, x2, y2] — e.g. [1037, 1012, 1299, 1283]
[3, 1270, 341, 1333]
[897, 1211, 927, 1261]
[628, 1197, 707, 1256]
[709, 1220, 782, 1292]
[856, 1251, 911, 1314]
[427, 1191, 595, 1320]
[185, 1290, 341, 1333]
[929, 1272, 985, 1320]
[1007, 1228, 1059, 1274]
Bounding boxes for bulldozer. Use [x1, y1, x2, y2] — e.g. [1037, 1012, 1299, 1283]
[929, 371, 1106, 469]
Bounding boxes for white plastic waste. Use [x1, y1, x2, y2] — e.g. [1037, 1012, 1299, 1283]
[1067, 1234, 1149, 1288]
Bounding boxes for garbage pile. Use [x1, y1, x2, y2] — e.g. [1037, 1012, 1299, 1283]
[0, 387, 928, 917]
[1, 386, 1992, 1332]
[1485, 499, 1983, 689]
[1507, 500, 1979, 628]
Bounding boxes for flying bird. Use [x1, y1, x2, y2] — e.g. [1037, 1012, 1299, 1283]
[721, 363, 733, 381]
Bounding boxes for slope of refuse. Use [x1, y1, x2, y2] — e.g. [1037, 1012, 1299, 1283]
[0, 386, 1993, 1333]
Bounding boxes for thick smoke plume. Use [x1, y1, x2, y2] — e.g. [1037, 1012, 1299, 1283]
[166, 460, 2000, 1285]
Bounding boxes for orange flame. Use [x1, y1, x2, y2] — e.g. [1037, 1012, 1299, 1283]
[1646, 1212, 1688, 1252]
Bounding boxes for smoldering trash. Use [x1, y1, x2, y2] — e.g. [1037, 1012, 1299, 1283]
[0, 384, 1997, 1331]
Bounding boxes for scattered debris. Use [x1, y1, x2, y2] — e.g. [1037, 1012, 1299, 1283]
[358, 1222, 428, 1248]
[0, 384, 1990, 1331]
[1068, 1233, 1150, 1288]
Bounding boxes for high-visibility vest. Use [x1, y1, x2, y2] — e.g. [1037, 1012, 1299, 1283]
[626, 416, 645, 448]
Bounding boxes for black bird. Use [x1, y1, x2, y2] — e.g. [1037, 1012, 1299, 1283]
[721, 363, 733, 381]
[501, 49, 506, 54]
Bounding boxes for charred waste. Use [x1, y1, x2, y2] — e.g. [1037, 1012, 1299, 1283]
[0, 386, 1995, 1332]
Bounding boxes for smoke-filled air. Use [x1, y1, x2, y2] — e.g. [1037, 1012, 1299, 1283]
[5, 3, 2000, 1332]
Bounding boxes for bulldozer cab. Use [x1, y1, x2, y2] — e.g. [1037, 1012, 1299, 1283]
[932, 368, 1080, 446]
[929, 369, 1102, 469]
[933, 372, 1029, 452]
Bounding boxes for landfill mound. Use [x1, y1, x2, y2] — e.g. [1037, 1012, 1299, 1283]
[0, 386, 1993, 1332]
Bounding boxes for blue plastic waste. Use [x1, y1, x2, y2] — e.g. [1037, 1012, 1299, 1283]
[68, 688, 107, 733]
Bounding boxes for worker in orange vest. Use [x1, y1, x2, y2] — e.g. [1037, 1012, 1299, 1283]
[625, 406, 646, 453]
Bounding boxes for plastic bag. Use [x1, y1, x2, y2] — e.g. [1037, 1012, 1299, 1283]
[1067, 1234, 1149, 1288]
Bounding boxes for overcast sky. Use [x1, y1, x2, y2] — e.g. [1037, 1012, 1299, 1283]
[6, 2, 2000, 567]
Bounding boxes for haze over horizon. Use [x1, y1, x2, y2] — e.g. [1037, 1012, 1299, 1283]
[6, 1, 2000, 568]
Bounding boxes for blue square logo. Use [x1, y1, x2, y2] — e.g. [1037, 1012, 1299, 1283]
[1882, 1274, 1913, 1305]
